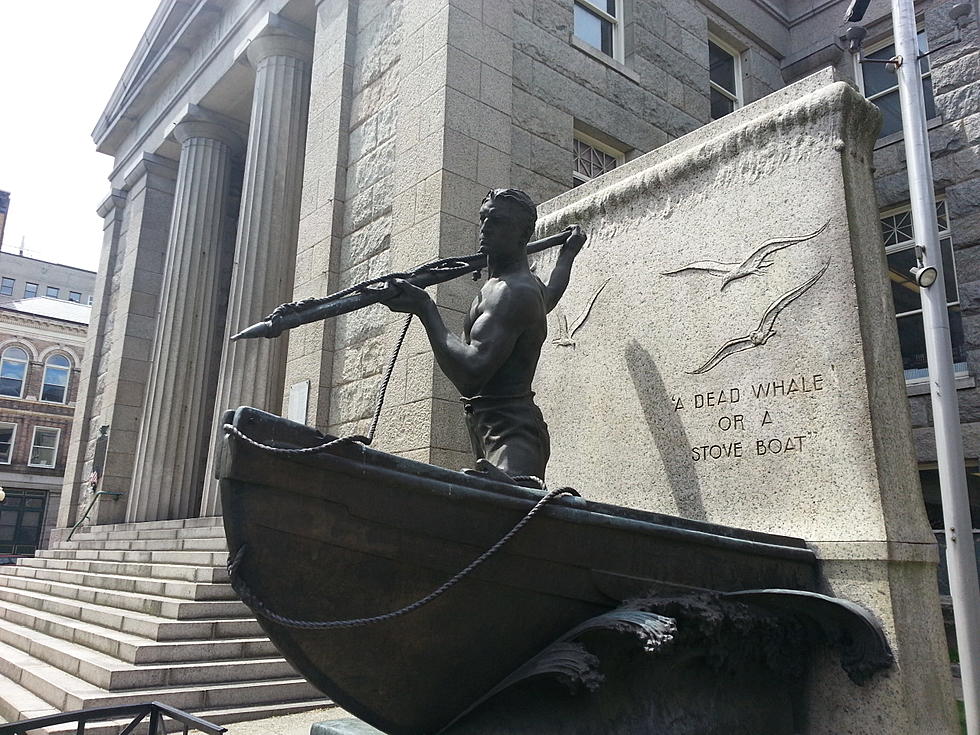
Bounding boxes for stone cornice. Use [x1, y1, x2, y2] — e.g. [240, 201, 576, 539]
[94, 0, 202, 152]
[0, 310, 90, 338]
[537, 70, 879, 230]
[93, 0, 249, 156]
[99, 0, 305, 183]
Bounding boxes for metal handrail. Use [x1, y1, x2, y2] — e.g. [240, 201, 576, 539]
[67, 489, 124, 541]
[0, 701, 227, 735]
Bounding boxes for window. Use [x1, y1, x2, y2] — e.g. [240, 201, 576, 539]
[573, 1, 622, 62]
[23, 282, 37, 298]
[41, 354, 71, 403]
[573, 131, 624, 186]
[45, 286, 59, 299]
[68, 291, 81, 303]
[0, 489, 47, 555]
[28, 427, 59, 468]
[0, 278, 14, 296]
[87, 296, 93, 305]
[859, 30, 936, 139]
[709, 37, 742, 120]
[881, 200, 965, 381]
[0, 423, 15, 464]
[0, 347, 29, 398]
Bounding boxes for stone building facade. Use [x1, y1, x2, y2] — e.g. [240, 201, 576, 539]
[60, 0, 978, 537]
[0, 296, 90, 555]
[0, 252, 96, 308]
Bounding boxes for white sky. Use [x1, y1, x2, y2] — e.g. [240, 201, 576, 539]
[0, 1, 160, 271]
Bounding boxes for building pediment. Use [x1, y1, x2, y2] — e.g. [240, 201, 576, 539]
[92, 0, 233, 156]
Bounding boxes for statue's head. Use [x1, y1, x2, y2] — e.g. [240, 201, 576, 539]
[479, 189, 537, 253]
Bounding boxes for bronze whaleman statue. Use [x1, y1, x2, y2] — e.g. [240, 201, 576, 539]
[382, 189, 586, 480]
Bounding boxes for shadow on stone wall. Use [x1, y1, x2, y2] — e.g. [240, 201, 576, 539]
[624, 339, 706, 520]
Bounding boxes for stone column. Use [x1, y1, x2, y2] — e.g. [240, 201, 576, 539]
[200, 31, 312, 516]
[57, 155, 178, 527]
[57, 190, 125, 530]
[126, 117, 241, 523]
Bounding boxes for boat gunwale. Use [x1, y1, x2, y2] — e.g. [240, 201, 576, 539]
[222, 426, 818, 568]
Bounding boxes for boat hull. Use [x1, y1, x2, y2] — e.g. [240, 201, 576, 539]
[219, 408, 819, 735]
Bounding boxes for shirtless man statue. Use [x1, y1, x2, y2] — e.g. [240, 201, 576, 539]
[383, 189, 586, 481]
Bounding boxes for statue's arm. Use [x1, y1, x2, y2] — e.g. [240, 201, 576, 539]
[543, 225, 587, 312]
[383, 280, 526, 396]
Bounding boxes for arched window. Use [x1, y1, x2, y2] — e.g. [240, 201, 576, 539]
[41, 354, 71, 403]
[0, 347, 29, 398]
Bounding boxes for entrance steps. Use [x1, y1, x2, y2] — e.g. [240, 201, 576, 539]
[0, 517, 332, 732]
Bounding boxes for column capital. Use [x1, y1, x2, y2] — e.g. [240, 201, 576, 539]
[173, 120, 241, 151]
[246, 33, 314, 67]
[169, 104, 246, 152]
[122, 152, 179, 194]
[235, 13, 313, 66]
[97, 189, 126, 219]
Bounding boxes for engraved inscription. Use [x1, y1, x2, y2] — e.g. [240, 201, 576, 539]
[673, 373, 825, 464]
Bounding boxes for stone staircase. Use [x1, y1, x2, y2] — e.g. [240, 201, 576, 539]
[0, 516, 332, 732]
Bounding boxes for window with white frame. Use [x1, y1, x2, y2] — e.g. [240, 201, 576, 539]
[858, 30, 937, 139]
[709, 37, 742, 120]
[28, 427, 59, 468]
[573, 1, 623, 62]
[0, 347, 29, 398]
[41, 354, 71, 403]
[573, 131, 625, 187]
[0, 423, 15, 464]
[881, 200, 966, 381]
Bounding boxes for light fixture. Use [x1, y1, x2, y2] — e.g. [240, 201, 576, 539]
[950, 3, 974, 41]
[951, 3, 973, 27]
[0, 487, 5, 503]
[845, 25, 868, 52]
[911, 265, 938, 288]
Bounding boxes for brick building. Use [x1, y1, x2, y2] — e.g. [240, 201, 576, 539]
[0, 296, 90, 556]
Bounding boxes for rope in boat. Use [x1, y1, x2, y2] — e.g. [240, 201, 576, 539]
[223, 312, 414, 452]
[226, 482, 574, 630]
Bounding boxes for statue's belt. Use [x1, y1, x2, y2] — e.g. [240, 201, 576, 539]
[459, 393, 535, 413]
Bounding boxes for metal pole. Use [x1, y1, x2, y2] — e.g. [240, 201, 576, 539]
[891, 1, 980, 731]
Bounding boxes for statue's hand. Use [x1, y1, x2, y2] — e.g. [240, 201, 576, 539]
[563, 225, 587, 255]
[381, 278, 433, 314]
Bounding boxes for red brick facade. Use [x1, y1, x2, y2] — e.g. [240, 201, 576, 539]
[0, 310, 87, 554]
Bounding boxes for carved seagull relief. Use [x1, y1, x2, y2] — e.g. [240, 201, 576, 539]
[552, 278, 612, 348]
[687, 260, 830, 375]
[662, 221, 829, 290]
